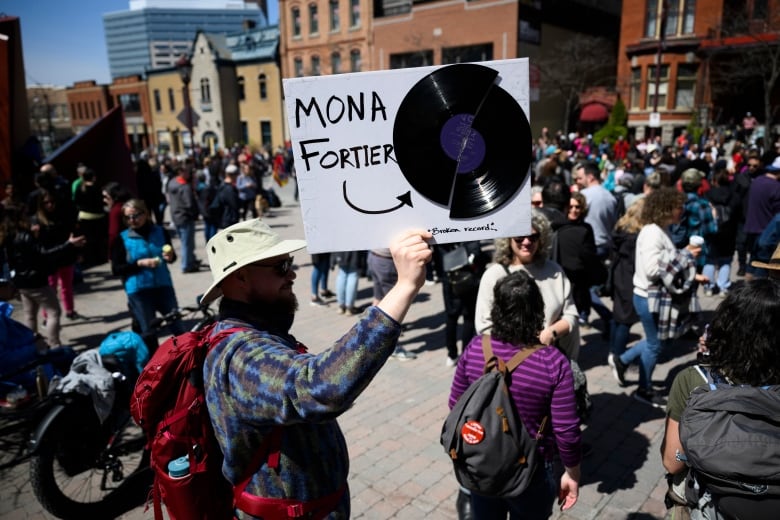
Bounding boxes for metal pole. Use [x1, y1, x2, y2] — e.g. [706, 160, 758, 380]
[651, 0, 668, 140]
[182, 82, 195, 156]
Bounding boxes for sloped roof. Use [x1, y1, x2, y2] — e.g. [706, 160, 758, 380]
[224, 25, 279, 62]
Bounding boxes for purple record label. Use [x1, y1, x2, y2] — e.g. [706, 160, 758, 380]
[440, 114, 486, 173]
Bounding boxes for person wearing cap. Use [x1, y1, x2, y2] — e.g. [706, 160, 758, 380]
[210, 164, 241, 232]
[202, 220, 432, 518]
[743, 156, 780, 278]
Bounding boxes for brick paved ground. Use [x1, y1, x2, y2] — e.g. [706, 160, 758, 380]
[0, 178, 725, 519]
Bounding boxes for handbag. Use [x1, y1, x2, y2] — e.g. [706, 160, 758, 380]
[442, 246, 478, 298]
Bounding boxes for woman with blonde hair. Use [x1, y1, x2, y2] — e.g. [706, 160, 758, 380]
[608, 198, 645, 362]
[475, 210, 580, 360]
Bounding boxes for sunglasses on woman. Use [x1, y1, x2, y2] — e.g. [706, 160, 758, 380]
[513, 233, 540, 244]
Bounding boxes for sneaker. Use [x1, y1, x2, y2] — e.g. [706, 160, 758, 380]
[445, 356, 458, 368]
[346, 307, 361, 316]
[337, 306, 346, 314]
[66, 311, 82, 320]
[391, 348, 417, 361]
[424, 279, 436, 286]
[320, 289, 335, 298]
[633, 388, 667, 409]
[607, 353, 627, 387]
[719, 288, 729, 298]
[310, 297, 327, 307]
[703, 287, 713, 297]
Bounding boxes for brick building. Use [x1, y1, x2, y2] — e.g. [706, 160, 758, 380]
[66, 81, 113, 134]
[617, 0, 780, 144]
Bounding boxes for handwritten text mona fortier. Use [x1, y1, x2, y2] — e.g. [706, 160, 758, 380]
[294, 91, 397, 173]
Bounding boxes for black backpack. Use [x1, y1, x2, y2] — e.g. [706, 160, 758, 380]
[441, 335, 546, 498]
[679, 371, 780, 520]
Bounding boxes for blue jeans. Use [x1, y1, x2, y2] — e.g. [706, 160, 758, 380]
[470, 462, 556, 520]
[175, 221, 197, 271]
[620, 293, 667, 391]
[336, 267, 359, 308]
[204, 221, 218, 244]
[127, 286, 185, 336]
[310, 255, 330, 296]
[702, 256, 732, 292]
[609, 320, 632, 357]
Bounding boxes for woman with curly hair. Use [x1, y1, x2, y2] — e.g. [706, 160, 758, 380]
[660, 278, 780, 517]
[609, 187, 707, 408]
[449, 270, 582, 518]
[475, 209, 580, 359]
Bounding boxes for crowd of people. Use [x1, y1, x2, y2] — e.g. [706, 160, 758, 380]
[2, 123, 779, 519]
[0, 143, 294, 349]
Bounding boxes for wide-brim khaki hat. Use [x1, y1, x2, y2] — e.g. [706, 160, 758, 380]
[751, 243, 780, 271]
[201, 219, 306, 304]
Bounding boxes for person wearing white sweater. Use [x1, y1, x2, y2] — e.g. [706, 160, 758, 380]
[608, 188, 706, 408]
[475, 210, 580, 360]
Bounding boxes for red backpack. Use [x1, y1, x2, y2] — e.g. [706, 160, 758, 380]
[131, 324, 242, 519]
[131, 324, 345, 520]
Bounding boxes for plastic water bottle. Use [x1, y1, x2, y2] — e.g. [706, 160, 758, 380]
[168, 455, 190, 479]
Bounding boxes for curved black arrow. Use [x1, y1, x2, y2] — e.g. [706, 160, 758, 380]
[342, 180, 413, 214]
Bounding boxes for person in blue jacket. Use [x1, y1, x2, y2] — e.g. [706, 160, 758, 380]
[110, 199, 184, 336]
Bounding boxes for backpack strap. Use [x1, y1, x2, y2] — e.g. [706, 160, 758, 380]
[481, 334, 542, 373]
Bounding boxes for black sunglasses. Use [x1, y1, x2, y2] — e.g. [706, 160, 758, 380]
[248, 257, 294, 277]
[513, 233, 540, 244]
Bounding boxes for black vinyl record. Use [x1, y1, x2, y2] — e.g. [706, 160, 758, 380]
[393, 63, 531, 218]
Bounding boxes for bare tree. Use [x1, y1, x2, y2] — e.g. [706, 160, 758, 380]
[534, 33, 616, 134]
[706, 23, 780, 127]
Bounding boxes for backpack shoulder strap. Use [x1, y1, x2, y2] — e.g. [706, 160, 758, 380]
[481, 334, 542, 373]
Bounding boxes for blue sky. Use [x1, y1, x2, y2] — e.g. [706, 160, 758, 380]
[4, 0, 278, 87]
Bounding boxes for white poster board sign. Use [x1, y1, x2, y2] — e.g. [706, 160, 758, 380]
[283, 58, 533, 253]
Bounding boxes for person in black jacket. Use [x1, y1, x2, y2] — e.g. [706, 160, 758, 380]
[703, 168, 741, 296]
[434, 240, 489, 366]
[209, 165, 241, 231]
[1, 206, 85, 348]
[608, 199, 644, 363]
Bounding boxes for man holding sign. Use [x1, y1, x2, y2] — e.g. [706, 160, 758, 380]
[201, 219, 431, 518]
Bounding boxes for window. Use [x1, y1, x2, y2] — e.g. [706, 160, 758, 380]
[331, 52, 341, 74]
[292, 7, 301, 37]
[70, 103, 76, 118]
[753, 0, 768, 19]
[350, 0, 360, 27]
[646, 0, 696, 38]
[200, 78, 211, 103]
[675, 64, 697, 109]
[309, 3, 319, 34]
[311, 55, 321, 75]
[168, 88, 176, 111]
[350, 49, 361, 72]
[77, 102, 83, 119]
[630, 67, 641, 109]
[90, 101, 96, 119]
[258, 73, 268, 99]
[119, 93, 141, 113]
[330, 0, 340, 31]
[294, 57, 304, 77]
[389, 50, 433, 69]
[442, 43, 493, 64]
[261, 121, 272, 148]
[646, 64, 670, 110]
[241, 121, 248, 144]
[153, 89, 162, 112]
[238, 76, 246, 101]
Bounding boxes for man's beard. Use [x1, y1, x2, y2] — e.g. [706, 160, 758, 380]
[249, 290, 299, 316]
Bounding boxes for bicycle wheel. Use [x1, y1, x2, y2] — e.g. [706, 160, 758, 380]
[29, 399, 147, 518]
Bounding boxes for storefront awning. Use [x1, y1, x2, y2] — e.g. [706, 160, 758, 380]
[579, 103, 609, 122]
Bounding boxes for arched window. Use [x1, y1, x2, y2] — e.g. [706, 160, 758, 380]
[350, 49, 361, 72]
[292, 7, 301, 37]
[331, 52, 341, 74]
[311, 55, 321, 76]
[200, 78, 211, 103]
[258, 73, 268, 99]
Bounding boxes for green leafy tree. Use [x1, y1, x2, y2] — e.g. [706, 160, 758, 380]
[593, 97, 628, 147]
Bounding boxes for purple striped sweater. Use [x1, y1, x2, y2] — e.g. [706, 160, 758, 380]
[448, 336, 582, 468]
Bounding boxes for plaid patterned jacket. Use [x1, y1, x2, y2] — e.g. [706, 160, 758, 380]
[647, 247, 698, 340]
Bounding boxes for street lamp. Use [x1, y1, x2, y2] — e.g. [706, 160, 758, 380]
[176, 54, 195, 155]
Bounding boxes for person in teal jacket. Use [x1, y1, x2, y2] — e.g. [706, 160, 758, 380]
[110, 199, 184, 336]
